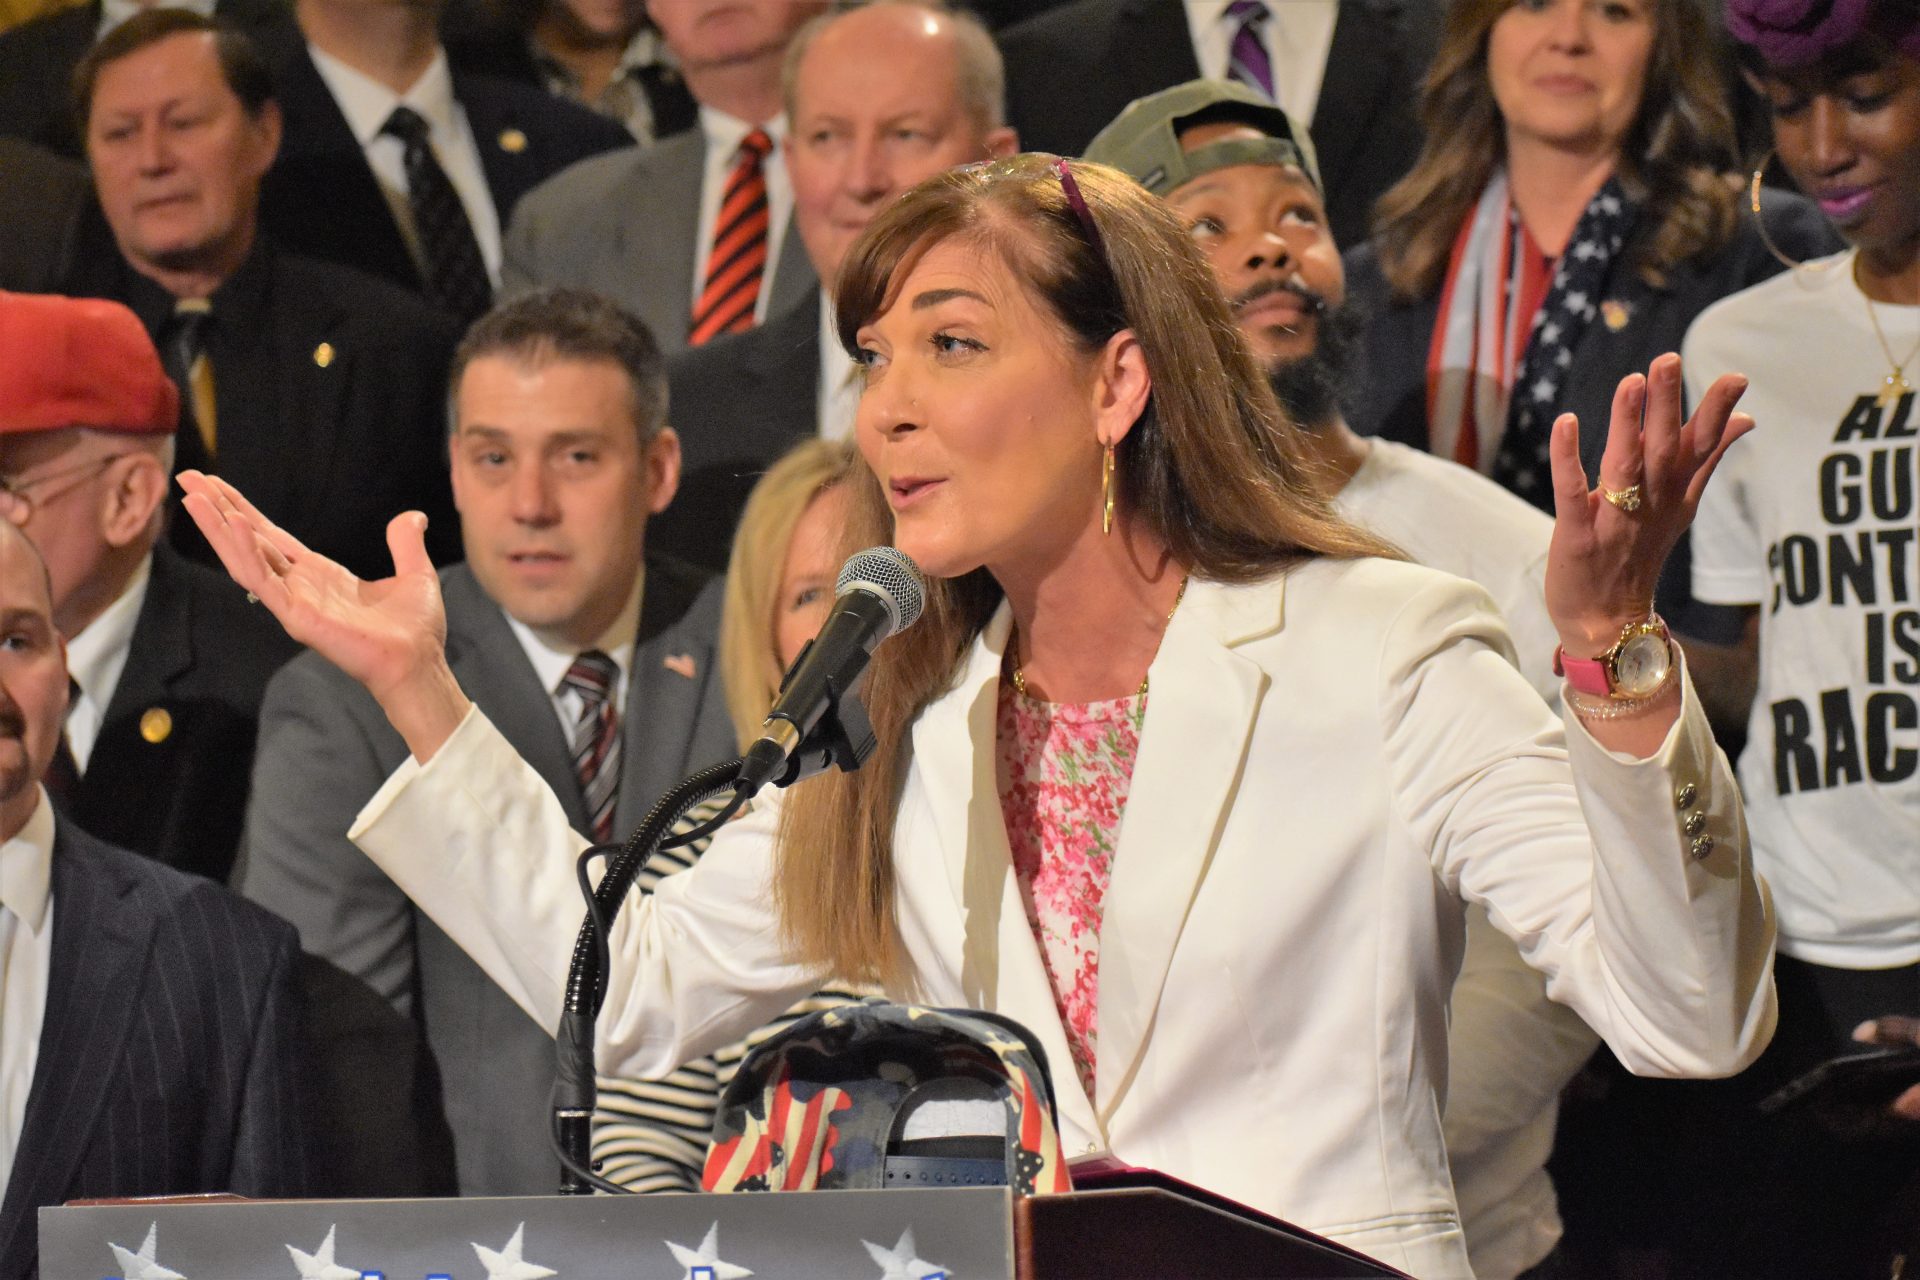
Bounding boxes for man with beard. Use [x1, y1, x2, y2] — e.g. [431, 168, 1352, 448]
[1089, 82, 1592, 1280]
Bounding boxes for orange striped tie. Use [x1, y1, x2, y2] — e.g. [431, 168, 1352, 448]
[688, 128, 773, 346]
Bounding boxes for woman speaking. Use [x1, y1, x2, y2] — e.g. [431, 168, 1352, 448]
[182, 155, 1773, 1280]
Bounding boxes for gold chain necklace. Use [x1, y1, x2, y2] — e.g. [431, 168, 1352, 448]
[1858, 261, 1920, 409]
[1009, 576, 1189, 700]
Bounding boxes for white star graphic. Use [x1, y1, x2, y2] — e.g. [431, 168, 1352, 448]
[664, 1221, 753, 1280]
[863, 1227, 950, 1280]
[1539, 321, 1562, 345]
[473, 1223, 558, 1279]
[1598, 193, 1622, 214]
[1565, 290, 1589, 314]
[1533, 377, 1555, 402]
[286, 1225, 359, 1279]
[108, 1223, 188, 1280]
[1556, 348, 1573, 367]
[1573, 238, 1600, 260]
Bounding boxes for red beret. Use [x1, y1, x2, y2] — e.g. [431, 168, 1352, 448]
[0, 291, 177, 435]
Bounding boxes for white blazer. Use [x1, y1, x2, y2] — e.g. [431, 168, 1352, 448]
[353, 557, 1777, 1280]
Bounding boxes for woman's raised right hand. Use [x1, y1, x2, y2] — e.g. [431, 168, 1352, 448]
[179, 471, 472, 760]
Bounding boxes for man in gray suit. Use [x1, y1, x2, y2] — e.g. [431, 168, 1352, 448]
[649, 1, 1017, 568]
[239, 287, 737, 1196]
[501, 0, 825, 357]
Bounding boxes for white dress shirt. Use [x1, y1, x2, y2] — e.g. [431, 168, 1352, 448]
[0, 791, 56, 1205]
[815, 290, 861, 442]
[62, 553, 151, 773]
[691, 106, 792, 325]
[1184, 0, 1339, 127]
[502, 568, 644, 740]
[99, 0, 213, 38]
[308, 45, 504, 286]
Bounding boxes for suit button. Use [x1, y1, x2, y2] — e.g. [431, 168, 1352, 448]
[1690, 834, 1715, 861]
[1675, 783, 1698, 810]
[1684, 812, 1706, 837]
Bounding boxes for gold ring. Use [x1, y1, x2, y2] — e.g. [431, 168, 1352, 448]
[1599, 482, 1643, 512]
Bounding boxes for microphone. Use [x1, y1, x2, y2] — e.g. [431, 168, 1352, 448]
[737, 546, 925, 796]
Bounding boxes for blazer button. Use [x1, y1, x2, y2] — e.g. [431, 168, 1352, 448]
[1675, 782, 1698, 811]
[1690, 834, 1715, 861]
[1683, 811, 1706, 837]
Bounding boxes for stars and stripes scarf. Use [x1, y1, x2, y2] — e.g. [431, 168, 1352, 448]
[1426, 170, 1636, 505]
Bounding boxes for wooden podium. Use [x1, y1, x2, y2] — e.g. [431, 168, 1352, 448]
[46, 1177, 1411, 1278]
[1017, 1167, 1410, 1279]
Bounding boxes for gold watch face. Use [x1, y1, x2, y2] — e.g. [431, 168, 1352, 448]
[1612, 630, 1672, 698]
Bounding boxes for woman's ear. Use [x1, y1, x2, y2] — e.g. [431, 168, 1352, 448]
[1094, 328, 1152, 447]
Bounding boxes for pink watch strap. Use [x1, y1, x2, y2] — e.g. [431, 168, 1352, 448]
[1553, 646, 1613, 698]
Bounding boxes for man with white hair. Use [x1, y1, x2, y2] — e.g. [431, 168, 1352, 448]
[0, 289, 294, 884]
[652, 0, 1018, 568]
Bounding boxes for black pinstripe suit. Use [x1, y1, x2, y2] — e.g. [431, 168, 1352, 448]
[0, 818, 313, 1280]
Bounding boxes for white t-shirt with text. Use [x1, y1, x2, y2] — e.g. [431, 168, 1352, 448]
[1685, 250, 1920, 968]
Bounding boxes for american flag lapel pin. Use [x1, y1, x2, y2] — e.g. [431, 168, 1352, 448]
[663, 653, 697, 679]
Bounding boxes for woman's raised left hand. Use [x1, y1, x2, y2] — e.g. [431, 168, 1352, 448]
[1543, 352, 1752, 657]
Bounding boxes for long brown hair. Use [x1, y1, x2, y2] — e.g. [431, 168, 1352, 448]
[773, 155, 1394, 985]
[1372, 0, 1742, 300]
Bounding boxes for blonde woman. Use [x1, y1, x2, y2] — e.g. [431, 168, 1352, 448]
[595, 438, 864, 1191]
[718, 439, 858, 746]
[184, 154, 1772, 1278]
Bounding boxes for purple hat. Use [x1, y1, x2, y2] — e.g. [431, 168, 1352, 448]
[1726, 0, 1920, 68]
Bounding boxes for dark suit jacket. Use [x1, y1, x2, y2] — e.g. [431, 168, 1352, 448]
[62, 237, 463, 579]
[445, 26, 699, 142]
[257, 28, 633, 300]
[995, 0, 1422, 249]
[1343, 189, 1842, 484]
[239, 556, 737, 1195]
[655, 292, 822, 570]
[1343, 187, 1842, 635]
[0, 138, 94, 293]
[0, 0, 288, 158]
[57, 546, 297, 885]
[0, 818, 311, 1280]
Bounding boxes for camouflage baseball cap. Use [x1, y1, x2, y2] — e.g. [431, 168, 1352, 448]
[1083, 78, 1321, 198]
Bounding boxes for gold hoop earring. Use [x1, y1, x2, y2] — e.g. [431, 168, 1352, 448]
[1750, 151, 1842, 275]
[1101, 442, 1116, 536]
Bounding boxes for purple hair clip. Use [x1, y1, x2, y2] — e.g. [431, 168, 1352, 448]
[1053, 155, 1106, 260]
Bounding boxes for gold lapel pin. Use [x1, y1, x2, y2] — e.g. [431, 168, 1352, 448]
[314, 341, 335, 368]
[499, 128, 528, 154]
[1600, 299, 1630, 332]
[140, 707, 173, 744]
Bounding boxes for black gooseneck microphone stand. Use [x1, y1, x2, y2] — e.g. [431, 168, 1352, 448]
[548, 682, 878, 1194]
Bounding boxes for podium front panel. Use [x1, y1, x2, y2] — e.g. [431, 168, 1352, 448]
[43, 1188, 1011, 1279]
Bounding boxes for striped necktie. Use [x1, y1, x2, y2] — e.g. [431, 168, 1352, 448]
[162, 298, 217, 461]
[562, 651, 621, 843]
[1226, 0, 1276, 102]
[688, 128, 773, 346]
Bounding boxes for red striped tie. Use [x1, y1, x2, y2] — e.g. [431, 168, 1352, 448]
[688, 128, 774, 346]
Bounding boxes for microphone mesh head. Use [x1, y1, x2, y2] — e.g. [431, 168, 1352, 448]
[837, 546, 926, 637]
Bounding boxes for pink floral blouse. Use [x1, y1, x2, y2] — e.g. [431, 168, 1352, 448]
[995, 680, 1147, 1099]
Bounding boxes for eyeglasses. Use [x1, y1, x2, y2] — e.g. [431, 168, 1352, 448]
[0, 452, 139, 524]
